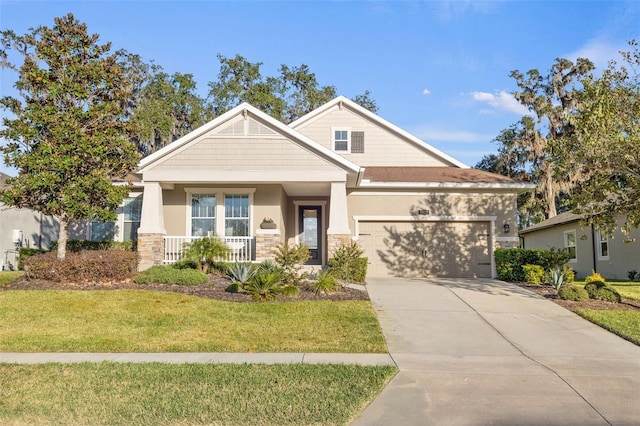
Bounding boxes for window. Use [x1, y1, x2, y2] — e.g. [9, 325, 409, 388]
[333, 130, 348, 151]
[225, 194, 249, 236]
[89, 222, 115, 241]
[564, 230, 577, 261]
[191, 194, 216, 236]
[597, 231, 609, 259]
[123, 196, 142, 241]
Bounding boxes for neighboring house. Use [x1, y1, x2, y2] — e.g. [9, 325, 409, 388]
[134, 96, 533, 278]
[519, 211, 640, 280]
[0, 172, 59, 270]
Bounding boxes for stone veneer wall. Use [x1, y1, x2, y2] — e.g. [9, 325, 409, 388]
[138, 233, 165, 271]
[327, 234, 352, 258]
[255, 231, 281, 261]
[495, 240, 520, 250]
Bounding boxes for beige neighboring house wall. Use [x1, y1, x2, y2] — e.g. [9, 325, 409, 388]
[0, 172, 59, 270]
[520, 212, 640, 280]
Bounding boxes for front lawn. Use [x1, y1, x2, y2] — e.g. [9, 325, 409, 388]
[0, 290, 387, 353]
[574, 309, 640, 345]
[0, 362, 397, 425]
[0, 271, 23, 287]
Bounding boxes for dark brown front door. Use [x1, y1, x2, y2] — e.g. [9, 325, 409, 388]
[299, 206, 322, 265]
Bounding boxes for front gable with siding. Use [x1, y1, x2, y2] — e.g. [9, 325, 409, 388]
[135, 96, 533, 278]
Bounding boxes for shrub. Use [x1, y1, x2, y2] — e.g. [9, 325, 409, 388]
[628, 270, 638, 281]
[522, 264, 544, 285]
[558, 285, 589, 301]
[51, 239, 135, 252]
[134, 265, 208, 285]
[225, 282, 243, 293]
[274, 242, 309, 286]
[309, 271, 339, 294]
[539, 247, 572, 270]
[182, 236, 230, 273]
[244, 271, 286, 302]
[226, 262, 257, 285]
[585, 271, 605, 284]
[24, 250, 138, 282]
[18, 248, 48, 270]
[562, 265, 575, 283]
[584, 280, 621, 302]
[171, 259, 198, 270]
[494, 248, 548, 282]
[258, 259, 280, 273]
[327, 241, 368, 283]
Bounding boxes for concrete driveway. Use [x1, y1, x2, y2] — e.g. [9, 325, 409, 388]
[352, 277, 640, 426]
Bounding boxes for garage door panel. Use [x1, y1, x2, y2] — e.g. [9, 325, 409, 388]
[359, 221, 491, 278]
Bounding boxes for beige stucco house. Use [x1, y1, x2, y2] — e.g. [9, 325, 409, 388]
[134, 96, 533, 278]
[520, 212, 640, 280]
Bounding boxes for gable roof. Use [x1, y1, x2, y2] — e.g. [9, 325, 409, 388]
[519, 211, 583, 235]
[138, 102, 362, 174]
[289, 95, 469, 169]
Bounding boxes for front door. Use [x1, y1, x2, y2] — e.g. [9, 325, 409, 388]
[299, 206, 322, 265]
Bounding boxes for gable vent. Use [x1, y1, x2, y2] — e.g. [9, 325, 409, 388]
[351, 131, 365, 153]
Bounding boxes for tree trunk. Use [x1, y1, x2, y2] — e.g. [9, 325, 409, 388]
[546, 169, 557, 219]
[57, 218, 68, 261]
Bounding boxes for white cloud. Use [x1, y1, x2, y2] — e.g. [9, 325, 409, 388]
[422, 88, 431, 95]
[566, 39, 624, 70]
[471, 90, 529, 116]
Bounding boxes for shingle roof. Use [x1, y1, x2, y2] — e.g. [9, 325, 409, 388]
[363, 167, 522, 184]
[519, 211, 583, 234]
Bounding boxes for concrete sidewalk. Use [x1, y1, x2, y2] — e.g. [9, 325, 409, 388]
[0, 352, 394, 365]
[352, 277, 640, 426]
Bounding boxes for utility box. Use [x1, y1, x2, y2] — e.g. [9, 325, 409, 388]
[13, 229, 23, 245]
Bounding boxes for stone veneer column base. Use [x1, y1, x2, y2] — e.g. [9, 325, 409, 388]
[495, 240, 519, 250]
[138, 233, 165, 271]
[255, 230, 281, 262]
[327, 234, 353, 258]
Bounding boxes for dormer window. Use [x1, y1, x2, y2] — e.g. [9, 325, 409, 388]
[333, 129, 349, 151]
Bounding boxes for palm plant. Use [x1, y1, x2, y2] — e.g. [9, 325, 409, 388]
[182, 235, 230, 273]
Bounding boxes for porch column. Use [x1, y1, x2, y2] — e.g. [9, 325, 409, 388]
[327, 181, 352, 256]
[137, 181, 166, 271]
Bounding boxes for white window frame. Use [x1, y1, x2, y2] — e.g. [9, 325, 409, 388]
[332, 128, 350, 152]
[596, 230, 609, 260]
[121, 194, 143, 242]
[185, 188, 255, 237]
[190, 193, 217, 237]
[224, 193, 250, 237]
[564, 230, 577, 262]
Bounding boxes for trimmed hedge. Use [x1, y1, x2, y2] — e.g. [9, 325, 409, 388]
[51, 239, 136, 252]
[558, 285, 589, 301]
[23, 250, 138, 282]
[584, 280, 621, 302]
[495, 249, 548, 282]
[134, 265, 209, 285]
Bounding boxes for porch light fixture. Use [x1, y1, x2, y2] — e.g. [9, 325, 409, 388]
[503, 223, 511, 234]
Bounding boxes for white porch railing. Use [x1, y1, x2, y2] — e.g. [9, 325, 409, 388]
[163, 236, 254, 264]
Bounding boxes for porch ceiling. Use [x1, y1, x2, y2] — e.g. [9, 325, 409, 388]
[282, 182, 330, 197]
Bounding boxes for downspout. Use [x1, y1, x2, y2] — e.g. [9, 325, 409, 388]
[591, 224, 597, 274]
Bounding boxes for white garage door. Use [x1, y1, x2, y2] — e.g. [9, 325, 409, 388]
[358, 221, 491, 278]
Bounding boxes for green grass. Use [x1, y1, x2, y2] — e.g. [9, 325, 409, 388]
[0, 362, 397, 425]
[0, 271, 23, 287]
[0, 290, 387, 353]
[574, 309, 640, 346]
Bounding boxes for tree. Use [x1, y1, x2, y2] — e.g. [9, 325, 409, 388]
[562, 40, 640, 234]
[0, 14, 140, 260]
[117, 51, 210, 156]
[208, 54, 377, 123]
[503, 57, 594, 219]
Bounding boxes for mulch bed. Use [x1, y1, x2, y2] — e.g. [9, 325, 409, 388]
[514, 283, 640, 312]
[1, 274, 370, 303]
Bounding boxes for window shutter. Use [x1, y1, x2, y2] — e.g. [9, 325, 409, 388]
[351, 131, 364, 153]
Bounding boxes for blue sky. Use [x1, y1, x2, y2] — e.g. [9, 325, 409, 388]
[1, 0, 639, 175]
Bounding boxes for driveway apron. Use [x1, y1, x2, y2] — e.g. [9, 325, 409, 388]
[352, 277, 640, 426]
